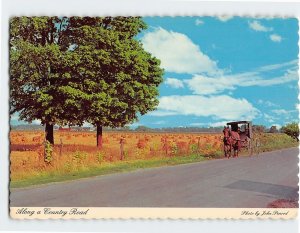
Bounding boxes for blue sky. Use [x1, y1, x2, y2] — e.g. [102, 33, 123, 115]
[11, 16, 299, 129]
[132, 16, 299, 129]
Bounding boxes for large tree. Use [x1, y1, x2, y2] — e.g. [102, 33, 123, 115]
[10, 17, 84, 144]
[10, 17, 164, 147]
[63, 17, 164, 148]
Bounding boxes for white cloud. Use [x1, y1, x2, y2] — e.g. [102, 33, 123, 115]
[258, 99, 279, 107]
[141, 27, 219, 75]
[195, 19, 204, 26]
[272, 109, 288, 115]
[252, 69, 298, 86]
[270, 109, 297, 123]
[153, 120, 166, 125]
[216, 16, 233, 22]
[153, 95, 259, 121]
[165, 78, 184, 88]
[266, 119, 275, 123]
[257, 60, 297, 72]
[32, 119, 42, 125]
[209, 121, 229, 127]
[190, 122, 207, 126]
[127, 122, 142, 128]
[190, 121, 233, 127]
[10, 113, 19, 121]
[10, 113, 42, 125]
[185, 75, 235, 95]
[184, 61, 298, 95]
[271, 109, 292, 115]
[263, 113, 278, 123]
[149, 110, 178, 117]
[288, 84, 298, 89]
[258, 99, 265, 105]
[270, 34, 282, 42]
[248, 20, 273, 32]
[82, 122, 93, 127]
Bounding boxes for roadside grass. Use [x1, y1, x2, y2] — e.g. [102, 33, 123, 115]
[10, 154, 207, 188]
[257, 133, 299, 153]
[236, 133, 299, 156]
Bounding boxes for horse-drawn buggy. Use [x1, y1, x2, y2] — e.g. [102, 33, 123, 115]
[223, 121, 256, 158]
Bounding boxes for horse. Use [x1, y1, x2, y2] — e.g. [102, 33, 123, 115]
[223, 127, 232, 158]
[230, 130, 241, 157]
[223, 126, 240, 158]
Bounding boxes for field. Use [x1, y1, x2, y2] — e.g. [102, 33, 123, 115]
[10, 130, 298, 188]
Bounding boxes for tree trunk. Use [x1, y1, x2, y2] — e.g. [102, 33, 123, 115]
[96, 124, 103, 149]
[45, 123, 54, 145]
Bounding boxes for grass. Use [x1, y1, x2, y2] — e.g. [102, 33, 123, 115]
[10, 154, 207, 188]
[257, 133, 299, 152]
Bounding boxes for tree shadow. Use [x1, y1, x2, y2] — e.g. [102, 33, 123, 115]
[224, 180, 298, 199]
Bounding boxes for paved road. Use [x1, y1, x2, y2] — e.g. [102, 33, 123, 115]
[10, 147, 299, 207]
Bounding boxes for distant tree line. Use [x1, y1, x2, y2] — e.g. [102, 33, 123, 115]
[133, 125, 224, 133]
[11, 123, 299, 142]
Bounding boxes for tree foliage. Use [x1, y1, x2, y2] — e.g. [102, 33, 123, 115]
[63, 17, 163, 129]
[10, 17, 164, 146]
[10, 17, 77, 126]
[281, 122, 299, 141]
[135, 125, 153, 132]
[268, 125, 279, 133]
[252, 125, 266, 133]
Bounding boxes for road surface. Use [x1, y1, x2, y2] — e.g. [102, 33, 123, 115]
[10, 147, 299, 207]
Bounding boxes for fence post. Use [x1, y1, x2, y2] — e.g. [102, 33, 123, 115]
[164, 138, 168, 156]
[43, 138, 46, 162]
[197, 136, 200, 153]
[60, 138, 63, 157]
[120, 137, 125, 160]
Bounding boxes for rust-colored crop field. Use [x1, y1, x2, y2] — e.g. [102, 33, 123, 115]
[10, 130, 223, 181]
[10, 129, 298, 188]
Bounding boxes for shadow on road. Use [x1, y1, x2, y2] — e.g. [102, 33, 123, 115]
[224, 180, 299, 199]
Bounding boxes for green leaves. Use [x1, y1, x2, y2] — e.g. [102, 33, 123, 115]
[281, 122, 299, 141]
[10, 16, 163, 131]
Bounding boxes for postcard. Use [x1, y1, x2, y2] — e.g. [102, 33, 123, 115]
[9, 16, 299, 219]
